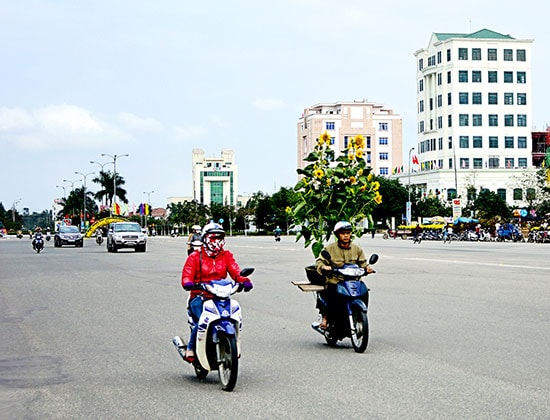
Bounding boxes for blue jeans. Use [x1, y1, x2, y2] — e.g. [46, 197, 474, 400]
[187, 296, 204, 352]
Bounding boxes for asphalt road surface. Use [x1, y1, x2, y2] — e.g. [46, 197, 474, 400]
[1, 234, 549, 419]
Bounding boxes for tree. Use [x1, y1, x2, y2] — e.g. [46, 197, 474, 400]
[58, 187, 98, 226]
[473, 189, 511, 220]
[415, 197, 452, 218]
[92, 170, 128, 207]
[371, 177, 408, 224]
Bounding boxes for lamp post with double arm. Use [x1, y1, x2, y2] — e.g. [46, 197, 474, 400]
[101, 153, 129, 215]
[75, 171, 95, 232]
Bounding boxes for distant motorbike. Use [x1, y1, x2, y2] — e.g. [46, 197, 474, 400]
[172, 268, 254, 392]
[32, 233, 44, 253]
[16, 231, 23, 239]
[312, 251, 378, 353]
[96, 233, 104, 245]
[45, 231, 51, 241]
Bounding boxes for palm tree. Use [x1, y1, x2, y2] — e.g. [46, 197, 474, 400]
[57, 187, 98, 225]
[92, 170, 128, 207]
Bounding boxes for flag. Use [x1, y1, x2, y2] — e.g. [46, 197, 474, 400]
[113, 202, 121, 215]
[145, 203, 150, 216]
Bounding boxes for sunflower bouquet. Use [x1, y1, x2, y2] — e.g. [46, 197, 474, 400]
[289, 131, 382, 257]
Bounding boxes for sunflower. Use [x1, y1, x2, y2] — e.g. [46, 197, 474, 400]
[320, 131, 331, 145]
[356, 149, 363, 159]
[357, 168, 363, 176]
[374, 192, 382, 204]
[313, 168, 324, 179]
[349, 176, 357, 184]
[354, 135, 365, 149]
[372, 181, 380, 191]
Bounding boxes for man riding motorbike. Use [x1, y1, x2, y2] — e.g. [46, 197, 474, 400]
[186, 224, 202, 256]
[32, 227, 44, 251]
[180, 222, 253, 361]
[315, 221, 373, 329]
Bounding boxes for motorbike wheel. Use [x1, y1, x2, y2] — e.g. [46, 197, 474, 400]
[217, 334, 239, 392]
[350, 308, 369, 353]
[382, 233, 389, 240]
[324, 329, 338, 347]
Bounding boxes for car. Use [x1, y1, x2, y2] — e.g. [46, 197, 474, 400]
[54, 225, 83, 247]
[107, 222, 147, 252]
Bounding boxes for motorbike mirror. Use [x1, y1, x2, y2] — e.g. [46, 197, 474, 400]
[240, 267, 255, 277]
[368, 254, 379, 265]
[320, 250, 332, 261]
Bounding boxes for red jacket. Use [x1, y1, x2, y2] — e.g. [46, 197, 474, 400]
[181, 249, 248, 299]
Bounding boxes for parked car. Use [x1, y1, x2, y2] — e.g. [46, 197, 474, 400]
[107, 222, 147, 252]
[54, 225, 83, 247]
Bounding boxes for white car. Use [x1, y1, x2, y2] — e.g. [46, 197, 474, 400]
[107, 222, 147, 252]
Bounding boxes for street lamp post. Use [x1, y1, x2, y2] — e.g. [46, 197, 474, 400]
[56, 185, 66, 199]
[75, 171, 95, 232]
[101, 153, 129, 215]
[12, 198, 21, 222]
[90, 161, 114, 207]
[143, 190, 154, 231]
[407, 147, 415, 226]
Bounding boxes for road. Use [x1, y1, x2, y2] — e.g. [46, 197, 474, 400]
[1, 234, 549, 419]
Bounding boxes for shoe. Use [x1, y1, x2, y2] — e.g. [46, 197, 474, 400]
[319, 317, 328, 330]
[184, 350, 195, 362]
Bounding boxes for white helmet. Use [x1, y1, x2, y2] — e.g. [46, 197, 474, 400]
[333, 221, 352, 233]
[192, 225, 201, 232]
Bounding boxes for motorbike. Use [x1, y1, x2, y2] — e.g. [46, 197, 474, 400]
[45, 231, 51, 241]
[96, 233, 104, 245]
[312, 251, 378, 353]
[32, 233, 44, 253]
[172, 267, 254, 392]
[274, 233, 281, 242]
[16, 231, 23, 239]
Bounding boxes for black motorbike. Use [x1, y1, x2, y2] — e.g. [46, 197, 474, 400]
[312, 251, 378, 352]
[96, 232, 104, 245]
[32, 233, 44, 253]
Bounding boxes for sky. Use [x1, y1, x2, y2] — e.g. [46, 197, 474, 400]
[1, 0, 549, 213]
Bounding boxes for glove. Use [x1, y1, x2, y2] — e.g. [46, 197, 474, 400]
[183, 281, 195, 291]
[241, 279, 253, 292]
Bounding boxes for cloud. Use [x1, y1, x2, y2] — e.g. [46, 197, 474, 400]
[117, 112, 164, 132]
[0, 104, 131, 151]
[252, 98, 286, 111]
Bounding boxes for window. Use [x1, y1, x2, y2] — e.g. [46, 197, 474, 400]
[379, 122, 388, 131]
[326, 122, 335, 130]
[488, 92, 498, 105]
[438, 137, 443, 150]
[504, 71, 513, 83]
[517, 114, 527, 127]
[460, 158, 469, 169]
[517, 93, 527, 105]
[497, 188, 507, 201]
[505, 136, 514, 148]
[489, 114, 498, 126]
[517, 72, 526, 83]
[344, 136, 349, 148]
[448, 92, 452, 105]
[448, 115, 452, 127]
[504, 93, 514, 105]
[448, 136, 453, 149]
[513, 188, 523, 200]
[489, 136, 498, 148]
[459, 114, 469, 126]
[488, 71, 498, 83]
[447, 71, 451, 83]
[447, 188, 457, 200]
[379, 137, 388, 145]
[447, 48, 451, 61]
[488, 157, 499, 168]
[429, 98, 434, 110]
[519, 158, 528, 168]
[526, 187, 535, 199]
[472, 71, 481, 82]
[473, 158, 483, 169]
[459, 48, 468, 60]
[366, 136, 371, 148]
[504, 49, 513, 61]
[438, 116, 443, 129]
[504, 115, 514, 127]
[437, 51, 442, 63]
[505, 158, 514, 168]
[473, 136, 482, 148]
[460, 136, 469, 148]
[449, 158, 453, 169]
[459, 92, 468, 104]
[330, 137, 335, 145]
[418, 58, 424, 71]
[419, 100, 424, 112]
[472, 48, 481, 60]
[366, 151, 371, 163]
[459, 70, 468, 82]
[437, 73, 442, 85]
[379, 167, 389, 175]
[518, 136, 527, 148]
[472, 92, 482, 104]
[379, 152, 389, 160]
[488, 48, 497, 61]
[419, 121, 424, 132]
[473, 115, 482, 127]
[517, 49, 526, 61]
[437, 94, 442, 107]
[419, 79, 424, 91]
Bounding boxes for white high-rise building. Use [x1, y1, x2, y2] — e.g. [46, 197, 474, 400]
[297, 100, 403, 176]
[399, 29, 536, 206]
[192, 149, 238, 206]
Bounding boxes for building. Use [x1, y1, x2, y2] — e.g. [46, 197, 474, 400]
[297, 100, 403, 176]
[395, 28, 537, 207]
[191, 149, 238, 206]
